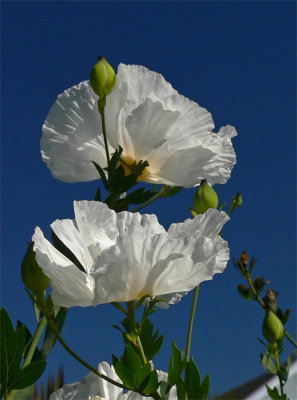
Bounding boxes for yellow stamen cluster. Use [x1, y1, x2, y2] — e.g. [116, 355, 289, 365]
[118, 156, 150, 182]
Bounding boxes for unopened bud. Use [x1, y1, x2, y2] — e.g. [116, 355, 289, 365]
[230, 192, 242, 212]
[263, 288, 278, 313]
[21, 243, 50, 293]
[89, 56, 116, 100]
[193, 179, 218, 214]
[240, 251, 248, 265]
[262, 310, 284, 343]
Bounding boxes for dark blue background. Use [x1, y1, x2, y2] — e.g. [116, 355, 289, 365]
[2, 1, 296, 396]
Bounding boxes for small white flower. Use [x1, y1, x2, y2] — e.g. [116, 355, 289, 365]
[33, 201, 229, 308]
[41, 64, 237, 187]
[49, 362, 177, 400]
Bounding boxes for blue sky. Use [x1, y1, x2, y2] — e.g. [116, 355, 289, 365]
[2, 1, 296, 397]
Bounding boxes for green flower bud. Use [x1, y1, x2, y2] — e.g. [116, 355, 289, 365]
[89, 56, 116, 100]
[21, 243, 50, 293]
[193, 179, 218, 214]
[262, 311, 284, 343]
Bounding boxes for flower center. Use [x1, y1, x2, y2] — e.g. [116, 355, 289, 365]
[118, 156, 150, 182]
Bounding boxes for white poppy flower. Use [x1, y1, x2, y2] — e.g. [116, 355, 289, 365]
[41, 64, 237, 187]
[49, 362, 177, 400]
[33, 201, 229, 308]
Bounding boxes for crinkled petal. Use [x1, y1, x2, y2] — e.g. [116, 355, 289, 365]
[51, 218, 93, 274]
[168, 208, 229, 238]
[124, 98, 180, 160]
[91, 207, 229, 304]
[41, 81, 107, 183]
[33, 227, 94, 307]
[73, 201, 118, 268]
[97, 362, 123, 399]
[49, 371, 100, 400]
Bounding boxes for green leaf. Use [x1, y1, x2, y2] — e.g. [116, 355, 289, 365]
[287, 350, 297, 369]
[94, 186, 101, 201]
[17, 321, 41, 363]
[253, 277, 266, 295]
[41, 306, 67, 360]
[167, 342, 185, 387]
[109, 146, 123, 175]
[0, 309, 26, 390]
[140, 319, 163, 361]
[123, 188, 156, 205]
[12, 384, 35, 400]
[161, 186, 182, 197]
[91, 161, 108, 189]
[139, 369, 159, 395]
[185, 360, 209, 400]
[199, 373, 210, 400]
[175, 376, 185, 400]
[9, 360, 46, 390]
[185, 358, 200, 398]
[261, 353, 277, 374]
[278, 366, 288, 383]
[113, 344, 151, 390]
[237, 284, 253, 300]
[266, 385, 281, 400]
[278, 308, 290, 325]
[249, 256, 257, 273]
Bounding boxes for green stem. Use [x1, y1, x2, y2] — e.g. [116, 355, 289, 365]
[99, 104, 110, 167]
[246, 275, 265, 308]
[185, 286, 199, 362]
[184, 286, 199, 400]
[274, 351, 285, 397]
[131, 185, 167, 213]
[284, 330, 297, 348]
[23, 316, 47, 367]
[136, 336, 147, 365]
[46, 317, 128, 391]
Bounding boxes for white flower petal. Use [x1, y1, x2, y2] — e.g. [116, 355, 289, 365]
[97, 362, 122, 399]
[124, 98, 180, 160]
[41, 81, 107, 183]
[33, 227, 94, 307]
[168, 208, 229, 238]
[73, 201, 118, 264]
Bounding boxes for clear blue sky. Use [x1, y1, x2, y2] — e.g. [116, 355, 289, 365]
[2, 1, 296, 397]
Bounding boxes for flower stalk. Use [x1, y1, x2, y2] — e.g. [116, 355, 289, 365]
[45, 317, 129, 391]
[98, 104, 111, 167]
[184, 285, 199, 400]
